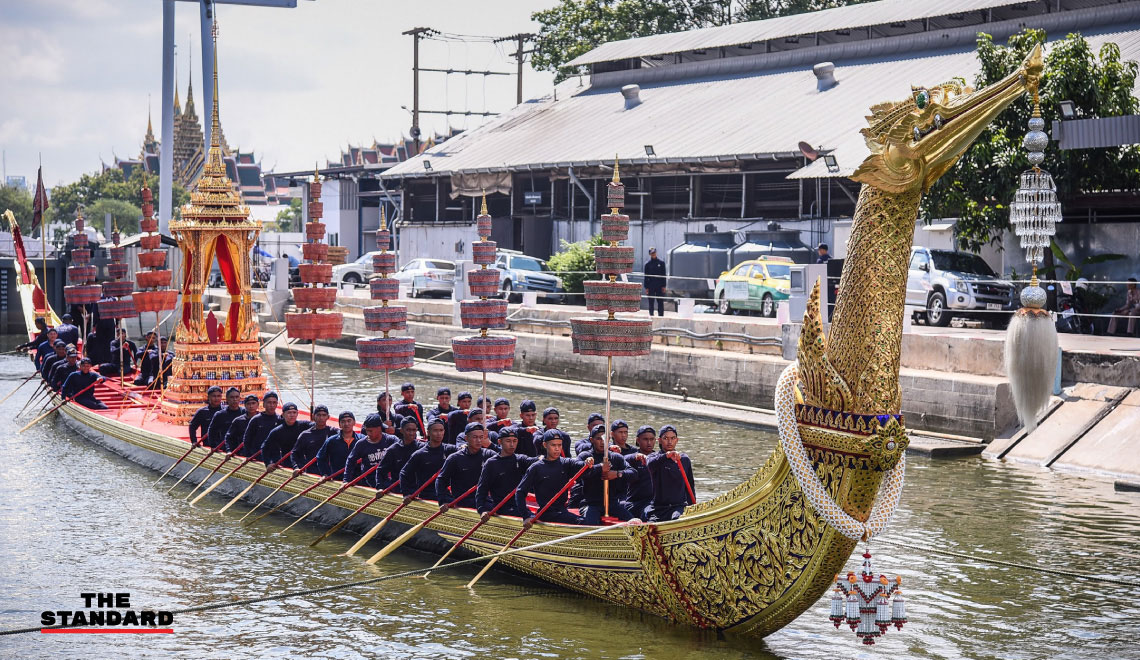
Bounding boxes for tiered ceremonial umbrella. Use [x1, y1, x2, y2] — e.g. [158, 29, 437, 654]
[356, 207, 416, 404]
[569, 161, 652, 513]
[98, 222, 135, 394]
[63, 209, 103, 350]
[132, 177, 179, 331]
[286, 169, 344, 409]
[451, 193, 515, 417]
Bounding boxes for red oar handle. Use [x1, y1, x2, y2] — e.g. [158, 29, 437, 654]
[670, 455, 696, 505]
[381, 468, 443, 522]
[442, 483, 479, 509]
[453, 486, 520, 548]
[296, 467, 347, 497]
[528, 459, 593, 522]
[337, 464, 380, 493]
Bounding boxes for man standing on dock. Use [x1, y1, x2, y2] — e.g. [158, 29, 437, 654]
[643, 248, 667, 317]
[188, 386, 224, 446]
[207, 388, 244, 449]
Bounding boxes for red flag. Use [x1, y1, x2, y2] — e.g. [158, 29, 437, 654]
[31, 166, 49, 231]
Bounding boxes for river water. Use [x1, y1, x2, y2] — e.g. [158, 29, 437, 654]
[1, 352, 1138, 659]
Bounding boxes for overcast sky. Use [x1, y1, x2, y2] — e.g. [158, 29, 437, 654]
[0, 0, 558, 188]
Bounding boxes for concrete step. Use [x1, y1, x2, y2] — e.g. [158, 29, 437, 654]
[1052, 390, 1140, 477]
[1002, 384, 1132, 466]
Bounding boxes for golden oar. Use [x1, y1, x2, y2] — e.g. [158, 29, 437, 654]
[344, 469, 442, 557]
[424, 486, 519, 578]
[309, 479, 401, 548]
[365, 483, 479, 565]
[466, 459, 592, 589]
[153, 440, 204, 486]
[17, 380, 100, 433]
[244, 466, 345, 527]
[278, 465, 380, 536]
[165, 442, 227, 494]
[182, 443, 245, 501]
[189, 449, 263, 506]
[216, 451, 293, 514]
[239, 456, 319, 523]
[0, 372, 40, 406]
[16, 381, 48, 417]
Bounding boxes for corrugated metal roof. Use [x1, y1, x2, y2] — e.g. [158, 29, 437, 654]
[566, 0, 1037, 67]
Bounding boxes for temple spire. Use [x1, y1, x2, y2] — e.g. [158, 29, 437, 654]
[480, 189, 488, 216]
[210, 20, 221, 152]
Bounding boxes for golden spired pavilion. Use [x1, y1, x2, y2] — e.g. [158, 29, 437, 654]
[159, 23, 266, 424]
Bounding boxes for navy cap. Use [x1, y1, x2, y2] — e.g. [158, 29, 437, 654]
[362, 413, 384, 429]
[611, 419, 628, 432]
[519, 399, 536, 413]
[313, 404, 330, 415]
[427, 417, 446, 430]
[62, 313, 73, 321]
[338, 410, 355, 422]
[464, 421, 486, 435]
[66, 349, 78, 357]
[542, 429, 568, 444]
[262, 391, 279, 401]
[436, 387, 451, 396]
[225, 387, 240, 396]
[79, 356, 92, 365]
[587, 412, 604, 426]
[54, 339, 65, 347]
[542, 407, 559, 417]
[497, 425, 518, 439]
[457, 391, 472, 401]
[207, 385, 223, 395]
[281, 402, 299, 412]
[494, 397, 509, 408]
[589, 424, 606, 438]
[243, 394, 259, 404]
[400, 382, 415, 392]
[659, 424, 678, 436]
[401, 416, 419, 428]
[636, 425, 656, 437]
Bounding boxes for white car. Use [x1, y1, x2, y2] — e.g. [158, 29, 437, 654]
[391, 258, 456, 298]
[332, 250, 384, 286]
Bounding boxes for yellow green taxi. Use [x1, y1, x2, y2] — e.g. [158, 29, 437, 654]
[713, 257, 793, 317]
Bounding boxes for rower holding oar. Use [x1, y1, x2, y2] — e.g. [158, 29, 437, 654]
[224, 395, 262, 454]
[513, 429, 585, 525]
[59, 358, 106, 410]
[316, 411, 363, 479]
[399, 418, 457, 499]
[18, 369, 104, 434]
[344, 414, 397, 487]
[624, 426, 657, 521]
[240, 391, 281, 458]
[205, 388, 244, 449]
[645, 425, 695, 522]
[576, 423, 636, 525]
[188, 386, 224, 447]
[436, 422, 497, 510]
[475, 426, 536, 518]
[374, 417, 424, 489]
[291, 405, 337, 475]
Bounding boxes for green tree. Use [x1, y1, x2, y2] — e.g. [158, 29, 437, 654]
[268, 198, 302, 232]
[0, 185, 34, 232]
[48, 166, 189, 230]
[546, 233, 608, 293]
[87, 198, 143, 236]
[922, 30, 1140, 252]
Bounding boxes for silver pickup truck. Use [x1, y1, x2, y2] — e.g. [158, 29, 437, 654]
[906, 247, 1015, 327]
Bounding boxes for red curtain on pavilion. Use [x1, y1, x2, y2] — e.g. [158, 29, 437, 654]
[181, 249, 195, 330]
[213, 236, 241, 342]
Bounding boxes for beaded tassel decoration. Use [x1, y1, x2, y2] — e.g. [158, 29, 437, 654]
[97, 223, 135, 320]
[132, 176, 179, 317]
[830, 550, 906, 645]
[451, 191, 516, 374]
[285, 168, 344, 342]
[1004, 86, 1061, 432]
[356, 206, 416, 405]
[63, 209, 103, 307]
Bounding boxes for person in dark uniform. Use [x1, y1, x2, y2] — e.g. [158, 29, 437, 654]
[61, 358, 106, 409]
[445, 392, 472, 445]
[399, 418, 456, 498]
[643, 247, 667, 317]
[646, 425, 695, 522]
[34, 328, 59, 368]
[50, 350, 79, 392]
[317, 411, 363, 479]
[188, 386, 224, 446]
[375, 416, 424, 489]
[240, 391, 281, 458]
[393, 382, 425, 435]
[623, 425, 656, 520]
[487, 397, 513, 432]
[344, 414, 398, 488]
[261, 402, 311, 465]
[224, 395, 261, 453]
[292, 405, 336, 475]
[575, 424, 636, 524]
[41, 340, 68, 383]
[154, 336, 174, 390]
[454, 407, 499, 450]
[609, 420, 636, 457]
[574, 412, 605, 456]
[54, 313, 80, 347]
[436, 422, 497, 511]
[99, 328, 138, 377]
[18, 318, 49, 359]
[376, 391, 397, 435]
[475, 426, 536, 518]
[133, 332, 158, 386]
[541, 407, 572, 458]
[427, 387, 455, 421]
[514, 429, 589, 526]
[206, 387, 244, 448]
[816, 243, 831, 264]
[514, 400, 539, 457]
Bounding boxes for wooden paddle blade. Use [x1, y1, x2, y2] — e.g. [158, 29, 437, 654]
[365, 520, 427, 565]
[465, 555, 500, 589]
[218, 481, 258, 514]
[344, 518, 389, 557]
[189, 472, 231, 505]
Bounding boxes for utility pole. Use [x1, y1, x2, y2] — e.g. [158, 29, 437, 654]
[495, 33, 535, 105]
[403, 27, 437, 154]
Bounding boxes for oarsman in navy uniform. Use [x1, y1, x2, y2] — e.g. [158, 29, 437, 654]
[427, 387, 455, 421]
[487, 397, 513, 432]
[476, 426, 537, 518]
[206, 388, 244, 448]
[575, 424, 636, 524]
[445, 391, 472, 444]
[318, 411, 363, 479]
[240, 391, 281, 458]
[34, 328, 59, 368]
[376, 392, 397, 435]
[646, 425, 696, 522]
[155, 336, 174, 389]
[609, 420, 636, 458]
[100, 328, 138, 377]
[541, 407, 572, 458]
[514, 429, 589, 526]
[393, 382, 425, 436]
[224, 395, 261, 453]
[49, 350, 79, 392]
[344, 414, 398, 487]
[261, 402, 311, 465]
[291, 405, 336, 475]
[40, 340, 68, 382]
[399, 418, 456, 499]
[623, 425, 656, 520]
[61, 358, 106, 409]
[514, 400, 539, 457]
[54, 313, 80, 346]
[188, 386, 224, 446]
[133, 332, 158, 386]
[17, 318, 49, 359]
[437, 422, 497, 511]
[376, 416, 424, 489]
[574, 412, 606, 456]
[454, 407, 498, 450]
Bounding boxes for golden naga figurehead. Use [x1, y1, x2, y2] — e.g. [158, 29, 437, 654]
[852, 43, 1044, 194]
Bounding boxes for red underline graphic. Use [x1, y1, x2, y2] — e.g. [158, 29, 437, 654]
[41, 628, 174, 634]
